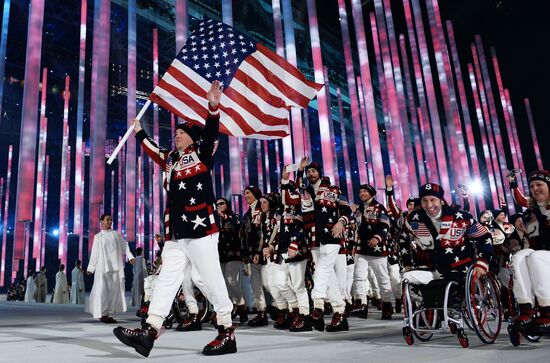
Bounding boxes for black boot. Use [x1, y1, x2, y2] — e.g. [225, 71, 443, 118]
[513, 303, 536, 330]
[532, 306, 550, 335]
[113, 323, 159, 357]
[202, 325, 237, 356]
[273, 309, 292, 329]
[289, 313, 313, 332]
[325, 312, 349, 332]
[344, 300, 353, 318]
[236, 304, 248, 324]
[350, 299, 369, 319]
[394, 298, 402, 314]
[176, 313, 202, 331]
[248, 311, 268, 327]
[381, 301, 394, 320]
[310, 308, 325, 332]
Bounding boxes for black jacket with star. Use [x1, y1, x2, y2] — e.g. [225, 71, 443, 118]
[355, 198, 390, 256]
[525, 203, 550, 251]
[136, 109, 220, 240]
[298, 175, 351, 247]
[240, 202, 264, 264]
[260, 211, 278, 263]
[218, 212, 244, 263]
[278, 179, 308, 263]
[398, 205, 493, 276]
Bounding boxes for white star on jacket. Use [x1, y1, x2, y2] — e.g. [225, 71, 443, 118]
[196, 182, 203, 190]
[178, 182, 186, 190]
[445, 248, 453, 254]
[322, 207, 328, 213]
[455, 212, 464, 219]
[374, 245, 382, 252]
[412, 213, 419, 220]
[191, 215, 207, 230]
[181, 214, 188, 222]
[190, 197, 196, 205]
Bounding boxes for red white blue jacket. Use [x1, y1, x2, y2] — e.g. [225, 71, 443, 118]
[299, 176, 351, 247]
[278, 179, 308, 262]
[240, 202, 263, 264]
[355, 198, 390, 256]
[218, 212, 244, 263]
[398, 205, 493, 276]
[136, 109, 220, 240]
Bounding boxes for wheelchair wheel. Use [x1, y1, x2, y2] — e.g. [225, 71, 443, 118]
[412, 310, 434, 341]
[403, 327, 415, 345]
[508, 324, 521, 346]
[465, 267, 502, 344]
[506, 276, 542, 343]
[457, 328, 469, 348]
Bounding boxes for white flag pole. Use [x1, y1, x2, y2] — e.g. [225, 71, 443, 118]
[107, 99, 151, 165]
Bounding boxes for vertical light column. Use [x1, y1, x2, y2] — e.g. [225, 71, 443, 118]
[263, 140, 271, 192]
[0, 145, 12, 286]
[137, 156, 142, 248]
[337, 88, 354, 200]
[402, 0, 438, 182]
[379, 0, 417, 196]
[32, 68, 48, 267]
[474, 36, 513, 209]
[256, 141, 264, 191]
[372, 0, 411, 201]
[306, 0, 334, 180]
[337, 0, 368, 184]
[323, 66, 339, 178]
[399, 34, 426, 184]
[355, 76, 374, 183]
[369, 13, 395, 181]
[410, 0, 450, 192]
[220, 164, 225, 198]
[471, 43, 504, 207]
[74, 0, 87, 254]
[222, 3, 244, 200]
[152, 28, 161, 239]
[276, 0, 295, 165]
[426, 0, 469, 184]
[175, 0, 188, 51]
[504, 90, 528, 191]
[58, 76, 71, 266]
[126, 0, 136, 244]
[350, 0, 384, 188]
[524, 98, 544, 170]
[446, 21, 484, 210]
[468, 63, 498, 207]
[41, 156, 49, 268]
[0, 0, 11, 126]
[13, 0, 46, 276]
[89, 0, 111, 247]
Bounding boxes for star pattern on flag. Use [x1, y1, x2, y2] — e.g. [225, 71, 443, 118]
[179, 19, 256, 87]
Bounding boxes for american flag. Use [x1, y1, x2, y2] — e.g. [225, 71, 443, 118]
[150, 18, 323, 139]
[410, 222, 432, 237]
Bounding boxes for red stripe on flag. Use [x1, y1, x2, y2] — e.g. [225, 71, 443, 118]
[245, 55, 311, 107]
[233, 69, 290, 110]
[223, 86, 289, 127]
[256, 43, 323, 92]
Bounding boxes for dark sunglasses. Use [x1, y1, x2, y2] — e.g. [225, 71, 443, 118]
[216, 202, 226, 206]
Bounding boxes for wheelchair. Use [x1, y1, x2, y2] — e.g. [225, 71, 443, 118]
[402, 265, 502, 348]
[506, 276, 543, 346]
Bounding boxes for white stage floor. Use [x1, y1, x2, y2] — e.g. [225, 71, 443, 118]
[0, 299, 548, 362]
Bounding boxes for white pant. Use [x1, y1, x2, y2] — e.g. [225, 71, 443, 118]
[221, 261, 245, 305]
[367, 266, 380, 299]
[147, 234, 233, 329]
[512, 249, 550, 306]
[249, 263, 266, 310]
[182, 265, 204, 315]
[276, 259, 309, 314]
[353, 255, 392, 302]
[143, 275, 158, 302]
[388, 263, 402, 299]
[267, 260, 298, 310]
[335, 255, 353, 302]
[402, 270, 440, 285]
[311, 244, 344, 312]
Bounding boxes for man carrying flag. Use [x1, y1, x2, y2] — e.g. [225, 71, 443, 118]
[111, 17, 321, 357]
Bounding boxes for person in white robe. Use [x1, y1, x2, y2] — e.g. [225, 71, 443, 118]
[86, 213, 135, 323]
[24, 270, 36, 302]
[131, 247, 148, 306]
[71, 259, 86, 304]
[34, 266, 48, 303]
[53, 264, 70, 304]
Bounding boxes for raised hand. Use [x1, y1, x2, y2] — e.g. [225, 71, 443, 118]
[385, 175, 393, 188]
[133, 118, 142, 133]
[299, 156, 309, 171]
[207, 80, 223, 108]
[282, 165, 290, 181]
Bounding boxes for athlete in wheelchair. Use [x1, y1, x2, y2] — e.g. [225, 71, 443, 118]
[399, 183, 501, 347]
[506, 171, 550, 345]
